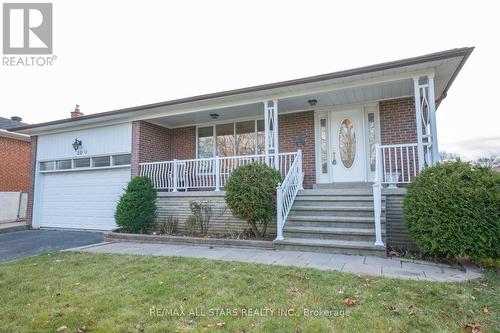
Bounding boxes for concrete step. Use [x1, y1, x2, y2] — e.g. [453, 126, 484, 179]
[283, 226, 385, 241]
[313, 182, 373, 190]
[298, 188, 374, 196]
[286, 215, 385, 228]
[295, 195, 382, 202]
[287, 215, 385, 223]
[289, 205, 382, 218]
[274, 238, 386, 257]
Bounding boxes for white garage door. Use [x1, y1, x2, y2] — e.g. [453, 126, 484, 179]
[39, 168, 130, 230]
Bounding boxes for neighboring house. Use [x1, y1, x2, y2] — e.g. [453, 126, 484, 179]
[12, 47, 473, 255]
[0, 117, 31, 192]
[0, 117, 30, 223]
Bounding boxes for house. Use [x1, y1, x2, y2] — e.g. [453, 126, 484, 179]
[0, 117, 31, 192]
[12, 47, 473, 255]
[0, 117, 30, 223]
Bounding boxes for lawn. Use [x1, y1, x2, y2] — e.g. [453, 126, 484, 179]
[0, 252, 497, 333]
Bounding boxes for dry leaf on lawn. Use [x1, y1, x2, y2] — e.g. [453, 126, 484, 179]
[344, 298, 357, 306]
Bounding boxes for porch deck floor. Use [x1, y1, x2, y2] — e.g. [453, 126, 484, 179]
[67, 241, 482, 282]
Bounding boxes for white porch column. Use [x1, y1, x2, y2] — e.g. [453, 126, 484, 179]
[413, 77, 425, 171]
[264, 100, 279, 169]
[427, 74, 439, 164]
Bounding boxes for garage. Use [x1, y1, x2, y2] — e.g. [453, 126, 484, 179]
[30, 123, 133, 230]
[38, 167, 130, 230]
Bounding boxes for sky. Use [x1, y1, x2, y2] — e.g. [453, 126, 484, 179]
[0, 0, 498, 161]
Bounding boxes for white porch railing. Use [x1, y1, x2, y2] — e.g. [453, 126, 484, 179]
[372, 142, 432, 246]
[276, 150, 303, 241]
[140, 152, 298, 191]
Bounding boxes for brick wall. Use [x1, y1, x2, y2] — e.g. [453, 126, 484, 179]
[279, 111, 316, 188]
[170, 126, 196, 160]
[131, 121, 171, 176]
[0, 136, 31, 192]
[379, 97, 420, 178]
[131, 121, 196, 176]
[379, 97, 417, 145]
[25, 136, 37, 226]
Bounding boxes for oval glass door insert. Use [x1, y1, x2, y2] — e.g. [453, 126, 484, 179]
[339, 118, 356, 168]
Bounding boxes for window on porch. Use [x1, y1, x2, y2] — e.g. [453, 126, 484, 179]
[197, 119, 265, 158]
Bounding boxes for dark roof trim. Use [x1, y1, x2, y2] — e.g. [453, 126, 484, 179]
[436, 47, 474, 107]
[12, 47, 473, 132]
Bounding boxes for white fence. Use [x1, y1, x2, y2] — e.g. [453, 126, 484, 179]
[0, 192, 27, 223]
[372, 142, 433, 246]
[377, 143, 432, 185]
[140, 152, 298, 191]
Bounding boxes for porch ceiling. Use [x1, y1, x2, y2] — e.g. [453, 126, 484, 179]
[147, 56, 462, 128]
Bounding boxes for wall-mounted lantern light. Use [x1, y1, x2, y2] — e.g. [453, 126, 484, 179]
[72, 138, 82, 151]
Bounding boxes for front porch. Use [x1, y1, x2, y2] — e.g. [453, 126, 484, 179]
[128, 54, 457, 256]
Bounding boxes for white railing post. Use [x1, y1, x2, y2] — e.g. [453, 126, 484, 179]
[276, 183, 284, 241]
[297, 150, 303, 190]
[373, 144, 384, 246]
[427, 74, 439, 164]
[214, 156, 220, 191]
[413, 77, 425, 171]
[172, 159, 178, 192]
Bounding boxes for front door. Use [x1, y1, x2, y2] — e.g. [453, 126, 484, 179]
[329, 109, 366, 182]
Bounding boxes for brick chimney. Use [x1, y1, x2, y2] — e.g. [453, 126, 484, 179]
[70, 104, 83, 118]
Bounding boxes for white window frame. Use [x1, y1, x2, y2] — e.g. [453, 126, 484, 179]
[314, 110, 331, 184]
[195, 116, 265, 159]
[363, 104, 381, 181]
[39, 152, 131, 173]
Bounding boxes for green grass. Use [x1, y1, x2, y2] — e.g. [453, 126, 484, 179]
[0, 252, 498, 333]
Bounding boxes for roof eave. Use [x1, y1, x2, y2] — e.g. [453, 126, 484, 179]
[12, 47, 474, 134]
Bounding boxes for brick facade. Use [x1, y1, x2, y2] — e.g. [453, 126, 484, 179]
[25, 136, 37, 226]
[379, 97, 417, 145]
[379, 97, 420, 177]
[131, 121, 195, 177]
[0, 136, 31, 192]
[131, 112, 317, 188]
[170, 126, 196, 160]
[279, 111, 316, 188]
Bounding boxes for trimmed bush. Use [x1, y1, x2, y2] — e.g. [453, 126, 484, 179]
[403, 161, 500, 259]
[225, 163, 282, 237]
[115, 176, 157, 233]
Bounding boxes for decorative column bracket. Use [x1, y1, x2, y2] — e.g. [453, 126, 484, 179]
[264, 100, 279, 169]
[413, 75, 438, 169]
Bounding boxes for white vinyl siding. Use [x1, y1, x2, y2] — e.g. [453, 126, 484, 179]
[33, 123, 133, 229]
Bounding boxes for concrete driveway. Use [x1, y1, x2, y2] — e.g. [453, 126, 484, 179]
[0, 229, 103, 263]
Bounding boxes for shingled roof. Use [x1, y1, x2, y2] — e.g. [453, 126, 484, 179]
[0, 117, 27, 130]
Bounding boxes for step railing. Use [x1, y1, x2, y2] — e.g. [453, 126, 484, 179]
[140, 152, 298, 191]
[276, 150, 303, 241]
[372, 142, 432, 246]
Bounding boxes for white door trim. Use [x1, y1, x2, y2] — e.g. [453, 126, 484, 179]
[314, 103, 380, 184]
[314, 110, 331, 183]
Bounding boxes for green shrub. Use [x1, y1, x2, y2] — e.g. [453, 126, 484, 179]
[156, 216, 178, 235]
[403, 161, 500, 259]
[115, 176, 157, 233]
[225, 163, 282, 237]
[185, 215, 198, 234]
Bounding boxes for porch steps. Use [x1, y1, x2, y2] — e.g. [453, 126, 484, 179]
[274, 188, 386, 257]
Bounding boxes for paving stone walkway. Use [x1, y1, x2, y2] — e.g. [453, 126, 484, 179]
[68, 242, 483, 282]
